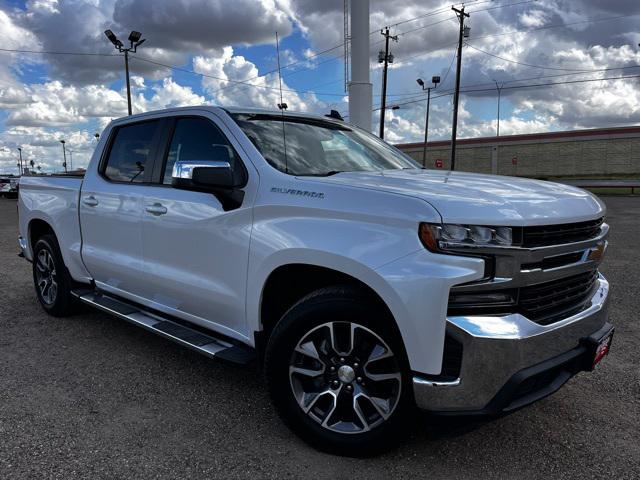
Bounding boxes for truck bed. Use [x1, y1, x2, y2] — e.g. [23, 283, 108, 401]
[18, 175, 89, 282]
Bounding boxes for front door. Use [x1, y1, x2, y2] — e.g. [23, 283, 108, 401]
[140, 114, 255, 339]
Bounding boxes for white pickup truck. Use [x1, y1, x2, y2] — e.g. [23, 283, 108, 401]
[18, 106, 613, 455]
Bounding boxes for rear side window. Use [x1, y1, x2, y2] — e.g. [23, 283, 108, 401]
[162, 117, 242, 185]
[104, 121, 159, 182]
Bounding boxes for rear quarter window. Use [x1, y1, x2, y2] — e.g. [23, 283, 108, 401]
[103, 121, 160, 183]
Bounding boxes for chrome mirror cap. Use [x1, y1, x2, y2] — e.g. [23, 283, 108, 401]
[172, 160, 231, 180]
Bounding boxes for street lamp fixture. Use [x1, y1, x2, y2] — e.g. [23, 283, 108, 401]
[104, 29, 146, 115]
[104, 29, 122, 48]
[416, 75, 441, 166]
[128, 31, 142, 43]
[60, 139, 67, 173]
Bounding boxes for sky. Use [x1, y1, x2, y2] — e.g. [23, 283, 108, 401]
[1, 0, 640, 174]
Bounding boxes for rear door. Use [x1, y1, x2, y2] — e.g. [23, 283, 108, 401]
[139, 113, 257, 339]
[80, 119, 165, 298]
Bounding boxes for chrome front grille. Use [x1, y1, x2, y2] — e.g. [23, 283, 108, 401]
[447, 218, 608, 326]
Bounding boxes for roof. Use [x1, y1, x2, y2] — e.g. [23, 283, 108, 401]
[108, 105, 337, 125]
[397, 125, 640, 149]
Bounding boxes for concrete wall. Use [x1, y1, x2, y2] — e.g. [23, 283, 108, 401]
[397, 127, 640, 179]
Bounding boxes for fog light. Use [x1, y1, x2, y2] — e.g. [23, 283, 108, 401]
[448, 291, 515, 306]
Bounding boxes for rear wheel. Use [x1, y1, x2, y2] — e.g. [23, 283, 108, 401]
[32, 234, 78, 317]
[265, 286, 412, 456]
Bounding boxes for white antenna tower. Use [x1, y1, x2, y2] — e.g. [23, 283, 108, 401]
[344, 0, 350, 92]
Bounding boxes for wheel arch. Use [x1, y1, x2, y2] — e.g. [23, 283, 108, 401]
[253, 256, 413, 367]
[28, 217, 56, 250]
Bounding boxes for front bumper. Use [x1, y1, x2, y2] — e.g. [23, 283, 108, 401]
[413, 273, 610, 414]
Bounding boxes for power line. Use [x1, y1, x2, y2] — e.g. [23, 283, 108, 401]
[387, 62, 640, 100]
[465, 43, 640, 72]
[207, 43, 345, 96]
[129, 54, 347, 97]
[467, 0, 538, 15]
[0, 47, 120, 57]
[384, 0, 538, 41]
[374, 72, 640, 110]
[437, 45, 458, 88]
[473, 12, 640, 41]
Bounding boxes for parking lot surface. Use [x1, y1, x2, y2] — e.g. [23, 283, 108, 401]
[1, 196, 638, 479]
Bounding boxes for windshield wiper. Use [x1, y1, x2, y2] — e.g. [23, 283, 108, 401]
[302, 170, 344, 177]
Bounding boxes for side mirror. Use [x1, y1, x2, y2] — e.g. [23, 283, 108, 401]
[172, 160, 234, 190]
[171, 147, 246, 211]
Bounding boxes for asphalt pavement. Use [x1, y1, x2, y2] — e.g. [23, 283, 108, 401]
[0, 196, 638, 479]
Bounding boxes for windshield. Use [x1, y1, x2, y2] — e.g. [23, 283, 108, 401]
[231, 113, 420, 176]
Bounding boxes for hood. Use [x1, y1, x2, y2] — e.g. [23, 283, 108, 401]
[308, 169, 605, 226]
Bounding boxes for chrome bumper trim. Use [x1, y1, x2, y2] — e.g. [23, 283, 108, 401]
[413, 274, 609, 412]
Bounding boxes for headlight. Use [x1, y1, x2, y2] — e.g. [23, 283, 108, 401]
[419, 222, 513, 251]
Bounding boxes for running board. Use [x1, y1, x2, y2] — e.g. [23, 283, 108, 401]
[72, 290, 255, 365]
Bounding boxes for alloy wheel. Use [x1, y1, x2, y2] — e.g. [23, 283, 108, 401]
[289, 321, 402, 434]
[35, 248, 58, 305]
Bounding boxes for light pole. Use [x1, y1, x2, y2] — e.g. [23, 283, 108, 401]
[17, 147, 23, 175]
[493, 79, 504, 137]
[68, 150, 73, 171]
[104, 30, 146, 116]
[416, 75, 441, 166]
[94, 133, 100, 141]
[60, 139, 67, 173]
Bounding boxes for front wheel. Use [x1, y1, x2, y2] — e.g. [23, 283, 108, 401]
[265, 286, 413, 456]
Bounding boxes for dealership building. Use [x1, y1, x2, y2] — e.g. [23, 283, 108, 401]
[396, 125, 640, 180]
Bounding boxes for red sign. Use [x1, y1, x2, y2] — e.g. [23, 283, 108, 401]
[512, 157, 518, 165]
[435, 159, 443, 168]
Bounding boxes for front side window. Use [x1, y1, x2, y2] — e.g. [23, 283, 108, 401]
[162, 117, 242, 185]
[231, 113, 419, 176]
[104, 121, 159, 182]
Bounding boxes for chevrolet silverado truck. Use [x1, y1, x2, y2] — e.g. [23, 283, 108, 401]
[17, 106, 613, 455]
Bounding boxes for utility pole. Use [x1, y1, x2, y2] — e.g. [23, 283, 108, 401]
[417, 76, 440, 166]
[17, 147, 23, 175]
[104, 30, 146, 116]
[493, 79, 503, 137]
[378, 27, 398, 140]
[60, 139, 67, 173]
[450, 6, 469, 171]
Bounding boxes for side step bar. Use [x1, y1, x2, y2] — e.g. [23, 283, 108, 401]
[72, 289, 255, 365]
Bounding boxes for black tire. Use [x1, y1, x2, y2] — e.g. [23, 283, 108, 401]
[32, 234, 78, 317]
[265, 285, 414, 456]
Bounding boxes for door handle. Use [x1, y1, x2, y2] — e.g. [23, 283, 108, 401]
[145, 203, 168, 216]
[82, 195, 99, 207]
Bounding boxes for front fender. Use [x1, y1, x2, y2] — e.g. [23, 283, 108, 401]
[247, 247, 484, 374]
[375, 249, 484, 374]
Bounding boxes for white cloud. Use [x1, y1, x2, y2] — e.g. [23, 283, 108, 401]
[0, 77, 207, 173]
[519, 10, 549, 28]
[193, 46, 320, 113]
